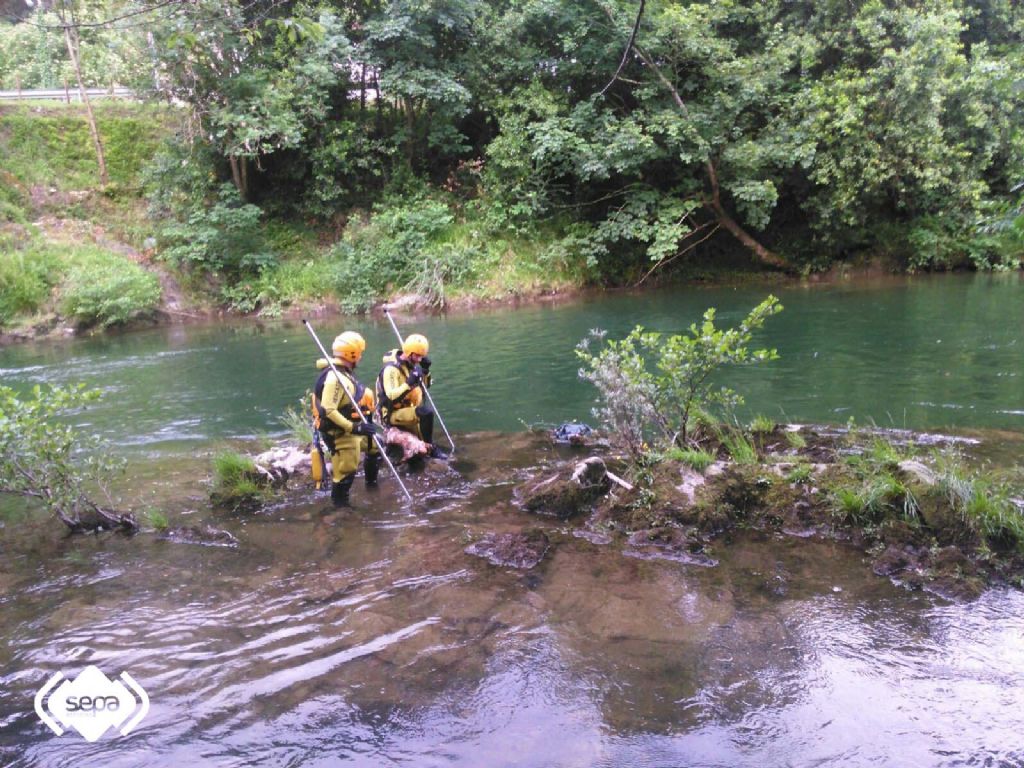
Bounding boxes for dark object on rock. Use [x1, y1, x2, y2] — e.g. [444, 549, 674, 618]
[552, 422, 593, 446]
[465, 530, 550, 569]
[160, 525, 239, 548]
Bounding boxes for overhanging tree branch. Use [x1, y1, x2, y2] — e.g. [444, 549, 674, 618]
[597, 1, 792, 273]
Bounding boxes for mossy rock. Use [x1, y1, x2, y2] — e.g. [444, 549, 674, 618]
[465, 529, 550, 569]
[916, 488, 978, 547]
[522, 478, 605, 519]
[926, 547, 986, 601]
[704, 465, 771, 517]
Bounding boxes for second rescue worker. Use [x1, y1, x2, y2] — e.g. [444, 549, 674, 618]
[313, 331, 379, 507]
[376, 333, 447, 459]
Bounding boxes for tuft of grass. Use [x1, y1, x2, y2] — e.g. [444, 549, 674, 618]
[665, 446, 716, 472]
[749, 414, 776, 434]
[785, 429, 807, 449]
[213, 451, 260, 494]
[143, 509, 169, 531]
[723, 432, 757, 464]
[280, 396, 314, 447]
[832, 471, 918, 526]
[832, 486, 868, 523]
[786, 464, 813, 485]
[935, 461, 1024, 552]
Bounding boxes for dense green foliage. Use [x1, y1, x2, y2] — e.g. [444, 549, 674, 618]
[59, 245, 161, 328]
[0, 105, 167, 331]
[0, 229, 160, 330]
[1, 0, 1023, 312]
[576, 296, 782, 457]
[0, 384, 134, 531]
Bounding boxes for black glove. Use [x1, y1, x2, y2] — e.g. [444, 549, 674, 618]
[406, 369, 422, 388]
[353, 421, 378, 437]
[419, 356, 432, 372]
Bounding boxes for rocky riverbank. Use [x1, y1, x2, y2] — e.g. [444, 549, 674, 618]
[242, 425, 1024, 602]
[515, 425, 1024, 601]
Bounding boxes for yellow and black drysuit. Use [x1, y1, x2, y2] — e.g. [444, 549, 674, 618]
[313, 358, 379, 506]
[376, 349, 438, 448]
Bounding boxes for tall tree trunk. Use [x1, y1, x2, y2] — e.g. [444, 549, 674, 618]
[640, 45, 788, 271]
[60, 3, 108, 185]
[229, 155, 249, 201]
[404, 97, 416, 166]
[374, 73, 383, 133]
[359, 64, 367, 113]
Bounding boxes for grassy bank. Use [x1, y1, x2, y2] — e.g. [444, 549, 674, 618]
[0, 102, 596, 337]
[0, 102, 169, 335]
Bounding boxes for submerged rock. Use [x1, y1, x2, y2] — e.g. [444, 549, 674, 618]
[625, 527, 718, 567]
[160, 525, 239, 548]
[465, 530, 550, 569]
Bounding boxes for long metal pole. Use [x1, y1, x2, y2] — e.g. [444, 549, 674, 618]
[302, 320, 412, 503]
[382, 309, 456, 453]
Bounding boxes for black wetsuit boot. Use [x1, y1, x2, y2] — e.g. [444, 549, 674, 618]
[331, 474, 355, 507]
[416, 406, 435, 444]
[416, 406, 448, 458]
[364, 454, 380, 487]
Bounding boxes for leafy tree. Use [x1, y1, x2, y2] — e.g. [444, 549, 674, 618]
[151, 2, 351, 200]
[577, 295, 782, 458]
[0, 384, 136, 532]
[360, 0, 482, 168]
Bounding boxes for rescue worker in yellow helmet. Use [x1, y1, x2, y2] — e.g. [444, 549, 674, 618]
[312, 331, 379, 507]
[376, 333, 447, 459]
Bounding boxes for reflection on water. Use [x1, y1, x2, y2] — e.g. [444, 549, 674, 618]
[1, 434, 1023, 767]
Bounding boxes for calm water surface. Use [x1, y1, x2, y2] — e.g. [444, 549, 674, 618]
[1, 275, 1023, 766]
[0, 272, 1022, 453]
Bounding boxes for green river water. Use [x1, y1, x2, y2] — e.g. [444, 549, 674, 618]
[1, 274, 1023, 767]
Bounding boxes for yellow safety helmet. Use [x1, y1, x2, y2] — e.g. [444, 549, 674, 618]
[402, 333, 429, 357]
[332, 331, 366, 363]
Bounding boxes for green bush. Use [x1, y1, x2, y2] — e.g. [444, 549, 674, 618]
[576, 296, 782, 458]
[326, 195, 455, 312]
[159, 184, 276, 277]
[60, 246, 160, 328]
[0, 241, 64, 326]
[0, 174, 27, 224]
[0, 247, 54, 324]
